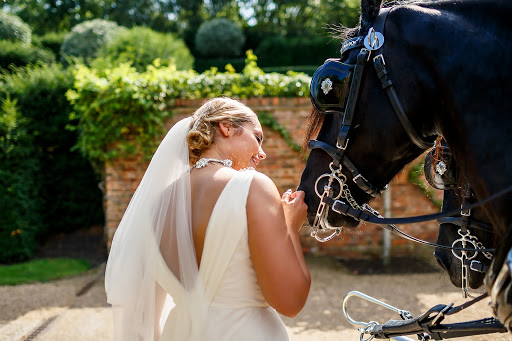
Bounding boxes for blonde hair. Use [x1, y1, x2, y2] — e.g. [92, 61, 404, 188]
[186, 97, 255, 165]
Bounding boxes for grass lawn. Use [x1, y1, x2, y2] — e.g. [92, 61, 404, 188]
[0, 258, 91, 285]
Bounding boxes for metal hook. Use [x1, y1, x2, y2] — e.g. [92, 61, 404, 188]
[343, 291, 412, 327]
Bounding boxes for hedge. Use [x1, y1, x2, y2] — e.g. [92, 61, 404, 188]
[254, 35, 340, 68]
[0, 64, 104, 253]
[0, 96, 41, 262]
[0, 40, 56, 71]
[96, 26, 194, 72]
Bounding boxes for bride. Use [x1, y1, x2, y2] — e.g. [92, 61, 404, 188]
[105, 97, 310, 340]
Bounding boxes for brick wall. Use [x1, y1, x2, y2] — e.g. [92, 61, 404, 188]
[104, 97, 441, 258]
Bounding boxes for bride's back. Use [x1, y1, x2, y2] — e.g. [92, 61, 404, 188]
[190, 166, 238, 265]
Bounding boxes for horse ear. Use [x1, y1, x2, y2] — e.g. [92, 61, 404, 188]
[360, 0, 383, 34]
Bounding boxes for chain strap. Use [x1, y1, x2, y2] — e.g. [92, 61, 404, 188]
[342, 183, 364, 210]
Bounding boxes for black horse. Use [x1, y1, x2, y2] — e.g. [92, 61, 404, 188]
[298, 0, 512, 328]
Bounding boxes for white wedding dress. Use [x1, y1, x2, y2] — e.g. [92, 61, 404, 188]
[153, 170, 290, 340]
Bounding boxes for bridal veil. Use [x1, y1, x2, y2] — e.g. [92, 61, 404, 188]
[105, 117, 203, 340]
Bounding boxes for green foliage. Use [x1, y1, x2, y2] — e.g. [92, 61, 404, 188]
[0, 10, 32, 44]
[67, 50, 311, 163]
[255, 35, 339, 68]
[0, 40, 55, 71]
[0, 95, 41, 263]
[195, 18, 245, 58]
[257, 112, 301, 153]
[96, 26, 194, 72]
[194, 57, 246, 73]
[60, 19, 123, 62]
[1, 64, 104, 240]
[33, 31, 67, 56]
[261, 65, 319, 76]
[0, 258, 91, 285]
[408, 160, 443, 209]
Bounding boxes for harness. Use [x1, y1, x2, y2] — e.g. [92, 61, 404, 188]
[306, 7, 512, 255]
[424, 142, 494, 298]
[307, 6, 512, 337]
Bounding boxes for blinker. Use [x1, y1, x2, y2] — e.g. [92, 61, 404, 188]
[424, 146, 458, 190]
[310, 58, 354, 114]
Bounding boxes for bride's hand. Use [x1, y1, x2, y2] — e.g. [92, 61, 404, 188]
[281, 189, 308, 232]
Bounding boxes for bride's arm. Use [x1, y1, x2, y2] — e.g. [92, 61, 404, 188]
[247, 172, 311, 317]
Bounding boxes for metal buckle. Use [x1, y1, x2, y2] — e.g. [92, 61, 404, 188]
[353, 173, 369, 185]
[336, 138, 349, 150]
[373, 54, 385, 65]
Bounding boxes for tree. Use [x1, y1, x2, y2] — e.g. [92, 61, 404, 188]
[2, 0, 113, 35]
[240, 0, 360, 37]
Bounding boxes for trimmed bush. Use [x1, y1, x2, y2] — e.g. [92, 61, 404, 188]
[255, 35, 339, 68]
[0, 10, 32, 44]
[34, 31, 68, 56]
[195, 18, 245, 58]
[0, 96, 41, 263]
[61, 19, 123, 62]
[97, 26, 193, 71]
[1, 64, 104, 241]
[0, 40, 55, 71]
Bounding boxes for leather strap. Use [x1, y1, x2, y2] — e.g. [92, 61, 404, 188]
[341, 36, 364, 56]
[373, 56, 434, 149]
[437, 216, 493, 233]
[369, 294, 506, 339]
[308, 139, 386, 197]
[326, 182, 512, 228]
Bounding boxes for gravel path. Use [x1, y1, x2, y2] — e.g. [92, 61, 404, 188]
[1, 256, 509, 341]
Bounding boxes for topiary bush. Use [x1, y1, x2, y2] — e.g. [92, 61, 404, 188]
[96, 26, 193, 71]
[195, 18, 245, 58]
[60, 19, 123, 62]
[0, 10, 32, 44]
[1, 64, 104, 242]
[0, 96, 41, 263]
[0, 40, 55, 71]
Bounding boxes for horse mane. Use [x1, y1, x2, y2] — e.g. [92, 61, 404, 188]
[303, 108, 324, 153]
[329, 0, 439, 40]
[304, 0, 441, 153]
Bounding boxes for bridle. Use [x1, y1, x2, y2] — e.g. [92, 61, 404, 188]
[442, 185, 494, 298]
[424, 141, 494, 298]
[308, 8, 435, 242]
[305, 7, 511, 257]
[308, 8, 399, 241]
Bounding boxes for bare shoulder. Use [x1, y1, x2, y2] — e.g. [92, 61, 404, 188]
[248, 171, 280, 198]
[247, 171, 282, 216]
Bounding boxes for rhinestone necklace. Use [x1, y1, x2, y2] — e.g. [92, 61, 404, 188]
[193, 158, 233, 169]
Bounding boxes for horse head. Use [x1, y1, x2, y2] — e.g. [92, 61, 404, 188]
[298, 0, 437, 230]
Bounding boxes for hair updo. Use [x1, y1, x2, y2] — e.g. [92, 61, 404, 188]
[186, 97, 255, 166]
